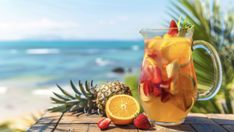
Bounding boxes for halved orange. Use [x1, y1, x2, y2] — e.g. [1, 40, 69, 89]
[105, 94, 140, 125]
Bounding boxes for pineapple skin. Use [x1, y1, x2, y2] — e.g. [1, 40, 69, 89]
[96, 81, 131, 115]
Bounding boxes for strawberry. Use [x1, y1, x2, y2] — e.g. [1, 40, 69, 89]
[140, 66, 152, 83]
[152, 67, 162, 84]
[153, 86, 161, 97]
[97, 118, 111, 130]
[161, 90, 171, 103]
[168, 20, 178, 36]
[143, 81, 154, 96]
[134, 114, 152, 130]
[161, 78, 172, 85]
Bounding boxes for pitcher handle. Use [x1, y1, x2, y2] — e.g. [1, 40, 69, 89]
[192, 40, 222, 101]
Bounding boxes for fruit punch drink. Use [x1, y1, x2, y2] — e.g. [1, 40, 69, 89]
[139, 33, 197, 124]
[139, 19, 222, 126]
[140, 20, 197, 125]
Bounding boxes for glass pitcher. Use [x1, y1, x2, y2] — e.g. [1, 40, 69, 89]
[139, 28, 222, 126]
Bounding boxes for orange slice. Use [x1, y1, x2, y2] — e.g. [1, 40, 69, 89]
[147, 36, 162, 49]
[160, 37, 192, 65]
[105, 94, 140, 125]
[146, 37, 163, 57]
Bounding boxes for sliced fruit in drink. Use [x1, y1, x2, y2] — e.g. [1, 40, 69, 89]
[146, 39, 160, 58]
[170, 78, 179, 95]
[153, 85, 161, 97]
[152, 66, 162, 84]
[163, 34, 171, 39]
[160, 37, 192, 65]
[147, 36, 162, 52]
[140, 84, 151, 102]
[105, 94, 140, 125]
[161, 89, 171, 103]
[166, 60, 180, 79]
[180, 60, 197, 82]
[176, 73, 196, 108]
[143, 81, 151, 96]
[140, 60, 154, 82]
[173, 96, 186, 111]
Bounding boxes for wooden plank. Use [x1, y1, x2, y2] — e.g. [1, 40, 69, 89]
[88, 124, 103, 132]
[185, 114, 228, 132]
[27, 112, 63, 132]
[59, 113, 102, 124]
[29, 113, 234, 132]
[88, 124, 138, 132]
[27, 123, 56, 132]
[184, 113, 214, 124]
[151, 124, 195, 132]
[137, 125, 156, 132]
[191, 124, 227, 132]
[207, 114, 234, 125]
[54, 124, 89, 132]
[222, 125, 234, 132]
[37, 112, 63, 124]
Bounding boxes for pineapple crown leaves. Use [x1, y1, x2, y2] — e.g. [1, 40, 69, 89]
[48, 80, 98, 114]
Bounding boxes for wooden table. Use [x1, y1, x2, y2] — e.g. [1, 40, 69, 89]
[28, 112, 234, 132]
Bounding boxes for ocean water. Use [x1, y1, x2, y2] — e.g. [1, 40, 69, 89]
[0, 41, 144, 89]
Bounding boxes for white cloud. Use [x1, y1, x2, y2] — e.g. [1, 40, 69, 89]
[97, 16, 129, 26]
[0, 18, 80, 40]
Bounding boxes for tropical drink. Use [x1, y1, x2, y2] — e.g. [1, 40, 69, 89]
[139, 20, 198, 124]
[140, 36, 197, 123]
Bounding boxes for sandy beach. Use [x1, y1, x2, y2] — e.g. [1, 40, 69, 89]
[0, 77, 61, 121]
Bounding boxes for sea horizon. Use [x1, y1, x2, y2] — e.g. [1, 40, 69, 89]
[0, 40, 144, 89]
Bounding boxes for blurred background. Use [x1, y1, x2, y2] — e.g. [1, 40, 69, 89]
[0, 0, 233, 131]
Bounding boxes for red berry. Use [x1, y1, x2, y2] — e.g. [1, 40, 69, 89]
[140, 66, 151, 83]
[143, 81, 152, 96]
[168, 20, 178, 36]
[97, 118, 111, 130]
[161, 90, 171, 103]
[152, 67, 162, 84]
[134, 114, 152, 130]
[153, 86, 161, 97]
[161, 78, 172, 85]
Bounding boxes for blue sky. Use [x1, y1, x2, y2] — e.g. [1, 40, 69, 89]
[0, 0, 232, 41]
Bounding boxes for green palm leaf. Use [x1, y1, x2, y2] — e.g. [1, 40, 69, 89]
[169, 0, 234, 113]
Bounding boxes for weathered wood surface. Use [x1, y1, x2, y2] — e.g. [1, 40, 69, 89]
[28, 112, 234, 132]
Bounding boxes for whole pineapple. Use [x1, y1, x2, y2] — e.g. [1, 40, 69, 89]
[49, 80, 131, 115]
[96, 81, 131, 114]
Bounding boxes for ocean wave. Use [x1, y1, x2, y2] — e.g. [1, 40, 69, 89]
[131, 45, 139, 51]
[32, 88, 56, 96]
[26, 48, 60, 55]
[9, 49, 18, 54]
[95, 57, 113, 66]
[86, 49, 100, 54]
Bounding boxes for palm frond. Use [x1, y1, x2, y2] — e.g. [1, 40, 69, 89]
[169, 0, 234, 114]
